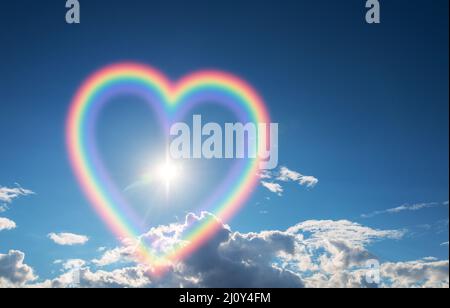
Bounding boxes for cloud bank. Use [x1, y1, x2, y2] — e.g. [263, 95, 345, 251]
[8, 212, 442, 288]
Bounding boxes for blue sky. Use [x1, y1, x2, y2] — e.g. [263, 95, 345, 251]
[0, 0, 448, 287]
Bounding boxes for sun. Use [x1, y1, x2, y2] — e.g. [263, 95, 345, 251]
[157, 161, 180, 183]
[156, 158, 182, 195]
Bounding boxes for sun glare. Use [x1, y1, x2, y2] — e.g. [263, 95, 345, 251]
[155, 158, 181, 196]
[158, 161, 179, 183]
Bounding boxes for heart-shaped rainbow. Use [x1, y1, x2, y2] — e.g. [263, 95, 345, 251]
[66, 62, 270, 272]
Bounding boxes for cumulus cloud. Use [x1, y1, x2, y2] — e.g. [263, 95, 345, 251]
[381, 260, 449, 288]
[36, 213, 304, 288]
[48, 232, 89, 246]
[283, 219, 406, 287]
[259, 166, 318, 195]
[181, 217, 303, 288]
[0, 250, 36, 287]
[0, 217, 17, 231]
[362, 201, 447, 218]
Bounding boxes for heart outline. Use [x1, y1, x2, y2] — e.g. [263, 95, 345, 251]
[66, 62, 270, 273]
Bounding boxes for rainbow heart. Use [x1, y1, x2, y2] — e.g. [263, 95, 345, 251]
[66, 63, 270, 272]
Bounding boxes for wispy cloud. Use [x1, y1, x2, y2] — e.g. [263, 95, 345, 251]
[92, 246, 134, 267]
[261, 181, 283, 196]
[287, 219, 406, 246]
[441, 242, 449, 247]
[277, 167, 319, 188]
[48, 232, 89, 246]
[53, 258, 87, 271]
[0, 218, 16, 231]
[259, 166, 318, 196]
[62, 259, 86, 271]
[422, 256, 438, 262]
[0, 184, 34, 212]
[361, 201, 448, 219]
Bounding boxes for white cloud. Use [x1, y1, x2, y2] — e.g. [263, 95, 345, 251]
[422, 257, 438, 262]
[260, 181, 283, 196]
[0, 217, 16, 231]
[441, 242, 449, 247]
[0, 185, 34, 207]
[41, 265, 156, 288]
[61, 259, 86, 271]
[257, 170, 272, 180]
[362, 201, 447, 218]
[0, 250, 36, 287]
[7, 213, 447, 288]
[48, 232, 89, 246]
[92, 246, 135, 267]
[283, 219, 406, 287]
[259, 166, 318, 195]
[53, 259, 87, 271]
[287, 220, 406, 247]
[277, 167, 319, 188]
[381, 260, 449, 288]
